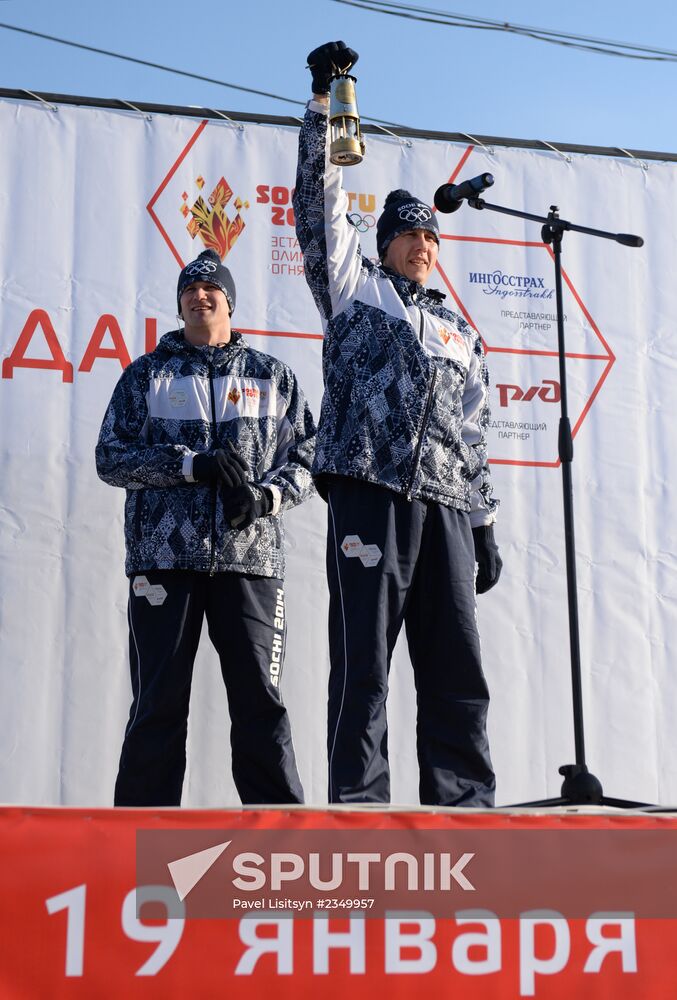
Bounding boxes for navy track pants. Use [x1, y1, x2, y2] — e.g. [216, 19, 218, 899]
[114, 570, 304, 807]
[326, 479, 495, 806]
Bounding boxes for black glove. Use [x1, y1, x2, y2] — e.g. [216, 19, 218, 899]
[472, 525, 503, 594]
[222, 483, 272, 530]
[192, 443, 249, 489]
[306, 41, 359, 95]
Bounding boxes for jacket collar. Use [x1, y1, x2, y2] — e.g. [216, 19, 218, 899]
[160, 329, 246, 354]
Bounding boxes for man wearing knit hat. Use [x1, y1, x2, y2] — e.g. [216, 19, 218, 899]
[294, 42, 502, 807]
[96, 248, 316, 806]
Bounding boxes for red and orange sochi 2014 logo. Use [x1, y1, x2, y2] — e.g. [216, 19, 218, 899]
[180, 175, 249, 260]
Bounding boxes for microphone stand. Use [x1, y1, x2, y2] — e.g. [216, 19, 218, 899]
[464, 196, 648, 808]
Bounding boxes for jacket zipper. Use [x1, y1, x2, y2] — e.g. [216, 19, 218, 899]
[406, 366, 437, 500]
[208, 358, 218, 575]
[406, 306, 436, 500]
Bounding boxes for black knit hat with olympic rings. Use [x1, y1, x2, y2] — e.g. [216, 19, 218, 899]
[376, 189, 439, 259]
[177, 249, 236, 316]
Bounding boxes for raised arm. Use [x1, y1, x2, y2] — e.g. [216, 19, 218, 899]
[293, 41, 366, 322]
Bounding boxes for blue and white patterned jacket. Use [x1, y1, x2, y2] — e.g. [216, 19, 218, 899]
[96, 330, 316, 577]
[293, 104, 498, 526]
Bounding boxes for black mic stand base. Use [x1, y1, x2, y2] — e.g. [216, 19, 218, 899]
[512, 764, 651, 810]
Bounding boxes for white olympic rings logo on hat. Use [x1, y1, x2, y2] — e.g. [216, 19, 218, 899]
[397, 205, 432, 223]
[185, 259, 218, 276]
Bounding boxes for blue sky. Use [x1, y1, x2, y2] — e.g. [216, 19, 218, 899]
[0, 0, 674, 153]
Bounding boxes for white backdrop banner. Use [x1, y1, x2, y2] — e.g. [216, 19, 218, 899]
[1, 97, 675, 807]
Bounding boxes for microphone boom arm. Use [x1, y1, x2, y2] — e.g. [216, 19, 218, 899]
[465, 197, 643, 247]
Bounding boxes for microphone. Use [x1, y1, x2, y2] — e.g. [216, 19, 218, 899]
[434, 173, 494, 213]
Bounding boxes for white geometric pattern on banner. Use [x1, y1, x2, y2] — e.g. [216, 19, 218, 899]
[435, 237, 614, 467]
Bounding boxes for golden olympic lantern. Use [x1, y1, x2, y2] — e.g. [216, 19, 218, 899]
[329, 74, 365, 166]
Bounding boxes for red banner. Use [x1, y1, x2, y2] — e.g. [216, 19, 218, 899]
[1, 806, 676, 997]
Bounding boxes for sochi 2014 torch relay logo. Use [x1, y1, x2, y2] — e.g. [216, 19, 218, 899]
[180, 175, 249, 260]
[146, 120, 251, 272]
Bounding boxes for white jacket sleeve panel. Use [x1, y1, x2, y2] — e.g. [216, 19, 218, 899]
[293, 104, 368, 323]
[461, 335, 497, 527]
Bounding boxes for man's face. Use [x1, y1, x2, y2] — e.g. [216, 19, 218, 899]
[383, 228, 439, 285]
[180, 281, 231, 343]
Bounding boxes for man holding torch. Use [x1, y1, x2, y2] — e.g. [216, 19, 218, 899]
[294, 41, 502, 807]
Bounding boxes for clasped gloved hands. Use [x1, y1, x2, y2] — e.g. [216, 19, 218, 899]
[192, 443, 271, 530]
[192, 442, 249, 489]
[307, 41, 359, 95]
[472, 525, 503, 594]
